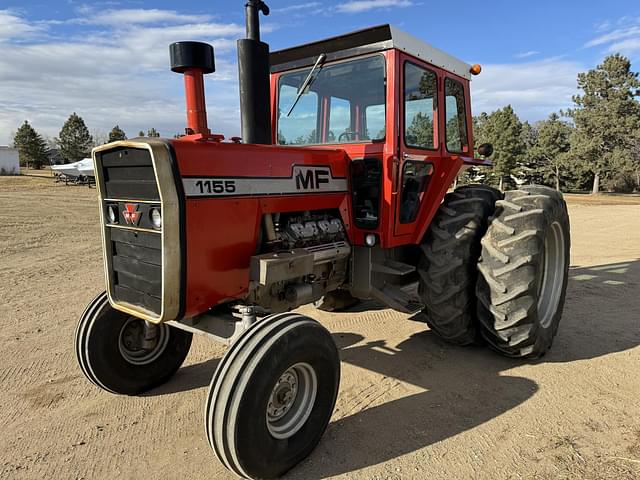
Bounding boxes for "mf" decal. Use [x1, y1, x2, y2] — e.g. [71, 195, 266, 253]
[295, 168, 330, 190]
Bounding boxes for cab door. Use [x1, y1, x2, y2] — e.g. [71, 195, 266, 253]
[393, 54, 443, 237]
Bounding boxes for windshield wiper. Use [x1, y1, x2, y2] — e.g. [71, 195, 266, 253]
[286, 53, 326, 117]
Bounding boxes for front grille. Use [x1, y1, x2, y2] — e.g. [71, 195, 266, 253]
[96, 140, 183, 322]
[110, 227, 162, 314]
[100, 146, 163, 316]
[102, 147, 160, 201]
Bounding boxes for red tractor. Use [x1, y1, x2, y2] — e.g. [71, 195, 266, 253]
[75, 2, 571, 478]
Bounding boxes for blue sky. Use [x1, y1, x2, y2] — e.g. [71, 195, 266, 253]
[0, 0, 639, 145]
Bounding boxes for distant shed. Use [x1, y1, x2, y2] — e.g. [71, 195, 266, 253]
[0, 146, 20, 175]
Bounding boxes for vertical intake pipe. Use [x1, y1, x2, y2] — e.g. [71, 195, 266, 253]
[170, 41, 215, 135]
[238, 1, 272, 145]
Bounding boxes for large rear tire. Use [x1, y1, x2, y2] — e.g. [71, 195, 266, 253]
[418, 185, 502, 345]
[476, 186, 570, 358]
[75, 292, 193, 395]
[205, 313, 340, 479]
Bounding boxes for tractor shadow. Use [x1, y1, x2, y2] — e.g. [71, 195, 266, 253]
[339, 298, 387, 313]
[288, 260, 640, 478]
[144, 356, 220, 396]
[288, 331, 535, 479]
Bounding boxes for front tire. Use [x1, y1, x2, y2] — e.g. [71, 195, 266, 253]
[418, 185, 502, 345]
[75, 292, 193, 395]
[476, 186, 570, 358]
[205, 313, 340, 479]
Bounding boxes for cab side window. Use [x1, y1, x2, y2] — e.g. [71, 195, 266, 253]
[444, 78, 468, 152]
[404, 63, 437, 150]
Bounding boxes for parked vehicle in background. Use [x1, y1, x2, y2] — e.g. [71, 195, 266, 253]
[51, 158, 94, 185]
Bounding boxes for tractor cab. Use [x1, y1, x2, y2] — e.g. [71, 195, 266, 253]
[270, 25, 487, 247]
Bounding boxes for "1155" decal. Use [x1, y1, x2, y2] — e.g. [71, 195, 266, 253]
[194, 179, 237, 194]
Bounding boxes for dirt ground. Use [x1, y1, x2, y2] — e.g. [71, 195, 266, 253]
[1, 176, 639, 480]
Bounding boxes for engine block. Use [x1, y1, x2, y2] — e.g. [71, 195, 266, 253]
[249, 210, 350, 312]
[275, 212, 347, 250]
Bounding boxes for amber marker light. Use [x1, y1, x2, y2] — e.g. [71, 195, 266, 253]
[470, 64, 482, 75]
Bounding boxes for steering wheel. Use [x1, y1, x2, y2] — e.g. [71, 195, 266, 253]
[338, 131, 357, 143]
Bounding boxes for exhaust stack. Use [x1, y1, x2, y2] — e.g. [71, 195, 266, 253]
[170, 41, 215, 136]
[238, 1, 272, 144]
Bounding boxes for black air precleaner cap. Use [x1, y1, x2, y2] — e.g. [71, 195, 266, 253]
[170, 42, 215, 73]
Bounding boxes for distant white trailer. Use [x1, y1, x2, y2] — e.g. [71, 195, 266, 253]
[0, 146, 20, 175]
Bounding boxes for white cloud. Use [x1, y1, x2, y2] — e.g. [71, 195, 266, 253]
[337, 0, 414, 14]
[515, 50, 540, 59]
[585, 25, 640, 48]
[86, 9, 212, 25]
[471, 58, 581, 121]
[607, 38, 640, 55]
[595, 20, 612, 33]
[273, 2, 322, 13]
[584, 17, 640, 56]
[0, 9, 246, 146]
[0, 9, 45, 41]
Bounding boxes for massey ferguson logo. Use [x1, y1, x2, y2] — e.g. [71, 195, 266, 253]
[123, 204, 141, 225]
[295, 168, 330, 190]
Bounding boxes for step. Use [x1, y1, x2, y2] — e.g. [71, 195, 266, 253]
[371, 259, 416, 276]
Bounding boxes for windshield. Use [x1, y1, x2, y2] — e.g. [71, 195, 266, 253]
[277, 55, 386, 145]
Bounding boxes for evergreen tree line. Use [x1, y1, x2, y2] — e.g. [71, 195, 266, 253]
[11, 114, 162, 169]
[466, 54, 640, 194]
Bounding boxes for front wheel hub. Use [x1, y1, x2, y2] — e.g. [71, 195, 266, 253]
[266, 362, 317, 440]
[118, 318, 169, 365]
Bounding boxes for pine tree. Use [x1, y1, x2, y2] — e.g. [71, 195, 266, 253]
[632, 138, 640, 191]
[516, 121, 542, 185]
[13, 121, 32, 167]
[108, 125, 127, 142]
[138, 130, 145, 137]
[12, 121, 49, 169]
[530, 113, 573, 191]
[567, 54, 640, 194]
[58, 113, 93, 163]
[473, 112, 490, 145]
[456, 113, 491, 185]
[520, 121, 537, 151]
[476, 106, 524, 190]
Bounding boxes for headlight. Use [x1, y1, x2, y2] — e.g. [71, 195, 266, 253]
[107, 204, 118, 224]
[150, 207, 162, 229]
[365, 233, 377, 247]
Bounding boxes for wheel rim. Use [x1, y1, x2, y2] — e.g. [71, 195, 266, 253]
[266, 362, 317, 440]
[537, 221, 565, 329]
[118, 318, 169, 365]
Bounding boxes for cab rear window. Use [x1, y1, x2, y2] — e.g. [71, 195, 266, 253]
[444, 78, 469, 153]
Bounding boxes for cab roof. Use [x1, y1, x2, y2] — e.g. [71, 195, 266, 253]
[270, 24, 472, 80]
